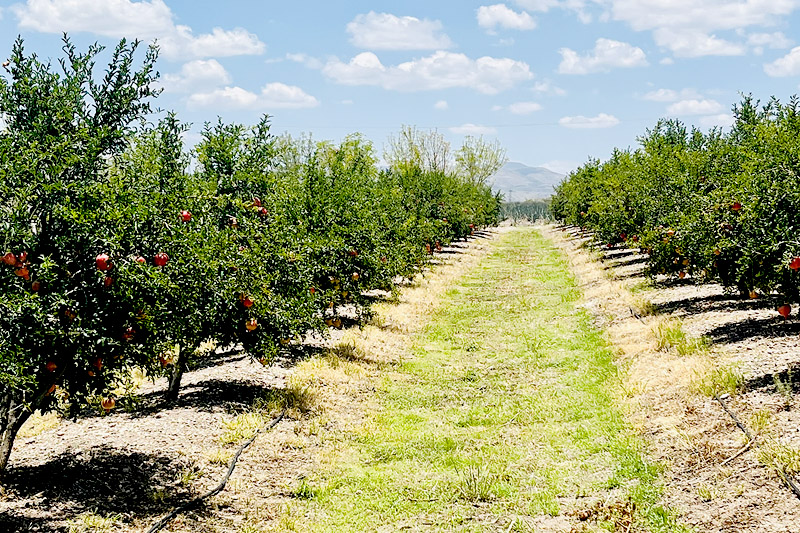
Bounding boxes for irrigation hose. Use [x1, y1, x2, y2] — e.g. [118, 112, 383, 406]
[146, 408, 287, 533]
[713, 393, 800, 501]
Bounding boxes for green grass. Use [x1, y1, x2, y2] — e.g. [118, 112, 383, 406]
[292, 228, 688, 532]
[652, 318, 710, 356]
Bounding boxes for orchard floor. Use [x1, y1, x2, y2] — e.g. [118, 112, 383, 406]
[543, 225, 800, 533]
[2, 226, 800, 532]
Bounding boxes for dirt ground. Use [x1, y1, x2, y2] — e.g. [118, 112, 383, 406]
[543, 225, 800, 533]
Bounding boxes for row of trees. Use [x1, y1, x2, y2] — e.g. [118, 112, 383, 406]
[552, 95, 800, 314]
[0, 38, 503, 472]
[500, 199, 552, 223]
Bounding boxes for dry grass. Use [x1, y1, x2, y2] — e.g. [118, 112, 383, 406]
[288, 233, 499, 413]
[17, 411, 59, 439]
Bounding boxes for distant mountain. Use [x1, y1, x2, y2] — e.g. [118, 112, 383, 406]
[490, 162, 564, 202]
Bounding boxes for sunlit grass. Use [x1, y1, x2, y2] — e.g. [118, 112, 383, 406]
[67, 512, 122, 533]
[285, 228, 688, 532]
[652, 317, 710, 356]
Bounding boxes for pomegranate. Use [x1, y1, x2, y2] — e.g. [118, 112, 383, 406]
[96, 253, 112, 271]
[101, 397, 116, 411]
[154, 252, 169, 267]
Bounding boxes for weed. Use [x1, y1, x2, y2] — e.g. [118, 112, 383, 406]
[205, 447, 233, 465]
[149, 488, 169, 504]
[629, 280, 653, 294]
[750, 409, 773, 436]
[67, 512, 122, 533]
[456, 465, 503, 502]
[697, 483, 720, 501]
[293, 478, 322, 500]
[630, 295, 657, 317]
[774, 372, 794, 410]
[652, 318, 709, 356]
[759, 441, 800, 475]
[220, 412, 266, 446]
[691, 365, 744, 397]
[177, 464, 204, 486]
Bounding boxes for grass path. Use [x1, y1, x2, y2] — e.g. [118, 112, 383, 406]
[288, 228, 687, 532]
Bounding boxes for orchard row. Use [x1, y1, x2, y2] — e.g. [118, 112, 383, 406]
[552, 95, 800, 316]
[0, 37, 503, 471]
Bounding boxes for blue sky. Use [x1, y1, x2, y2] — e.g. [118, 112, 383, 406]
[2, 1, 800, 175]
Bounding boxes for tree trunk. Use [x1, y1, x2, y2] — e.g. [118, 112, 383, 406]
[0, 387, 33, 474]
[165, 345, 184, 402]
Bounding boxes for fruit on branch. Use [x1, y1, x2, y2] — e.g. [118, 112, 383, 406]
[154, 252, 169, 267]
[101, 397, 115, 411]
[96, 253, 112, 271]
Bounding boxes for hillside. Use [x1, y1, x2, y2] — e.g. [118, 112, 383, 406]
[490, 161, 564, 201]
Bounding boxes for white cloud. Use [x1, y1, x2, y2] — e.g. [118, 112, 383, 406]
[322, 51, 533, 94]
[609, 0, 800, 34]
[161, 26, 264, 60]
[608, 0, 800, 57]
[558, 38, 647, 74]
[748, 32, 792, 49]
[642, 88, 702, 102]
[699, 114, 735, 128]
[651, 28, 745, 58]
[531, 79, 566, 95]
[450, 123, 498, 135]
[346, 12, 453, 50]
[513, 0, 597, 23]
[187, 83, 319, 110]
[666, 99, 725, 115]
[508, 101, 543, 114]
[161, 59, 231, 93]
[513, 0, 561, 11]
[13, 0, 174, 36]
[286, 53, 324, 70]
[188, 86, 257, 110]
[539, 159, 579, 175]
[434, 100, 449, 110]
[477, 4, 537, 31]
[559, 113, 619, 129]
[11, 0, 265, 60]
[765, 46, 800, 76]
[660, 57, 675, 65]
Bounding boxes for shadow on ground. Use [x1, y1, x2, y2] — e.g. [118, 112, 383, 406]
[1, 446, 206, 532]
